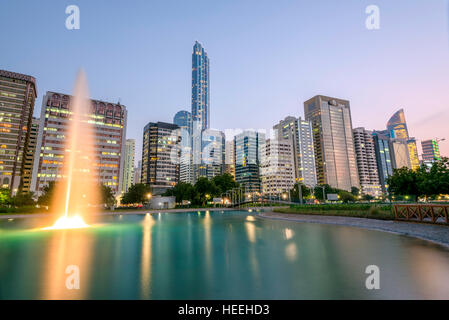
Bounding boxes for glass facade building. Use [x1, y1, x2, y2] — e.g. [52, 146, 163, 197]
[234, 131, 265, 192]
[386, 109, 419, 170]
[273, 116, 317, 187]
[191, 41, 209, 131]
[0, 70, 37, 193]
[197, 129, 225, 180]
[372, 131, 394, 193]
[304, 95, 360, 191]
[174, 110, 193, 184]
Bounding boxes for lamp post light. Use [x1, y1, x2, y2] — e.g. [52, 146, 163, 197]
[146, 193, 152, 208]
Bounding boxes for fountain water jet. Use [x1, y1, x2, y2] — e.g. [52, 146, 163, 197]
[43, 70, 100, 230]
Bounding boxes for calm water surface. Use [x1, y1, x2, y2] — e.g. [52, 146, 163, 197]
[0, 210, 449, 299]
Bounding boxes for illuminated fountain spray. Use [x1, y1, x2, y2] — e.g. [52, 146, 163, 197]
[43, 70, 100, 230]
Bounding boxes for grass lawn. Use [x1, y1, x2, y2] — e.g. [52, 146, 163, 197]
[274, 204, 395, 220]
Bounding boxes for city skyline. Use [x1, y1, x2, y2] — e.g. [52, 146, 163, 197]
[1, 1, 448, 162]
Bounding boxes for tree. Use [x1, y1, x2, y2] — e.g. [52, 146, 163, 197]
[163, 182, 196, 203]
[0, 188, 11, 207]
[338, 190, 356, 203]
[11, 192, 35, 207]
[100, 185, 116, 208]
[212, 173, 238, 194]
[194, 177, 218, 206]
[121, 183, 151, 205]
[38, 181, 56, 206]
[387, 167, 423, 201]
[351, 187, 360, 196]
[290, 183, 311, 202]
[313, 184, 336, 201]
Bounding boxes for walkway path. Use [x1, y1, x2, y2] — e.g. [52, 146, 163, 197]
[258, 211, 449, 248]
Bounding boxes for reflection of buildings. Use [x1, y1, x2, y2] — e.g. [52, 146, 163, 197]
[386, 109, 419, 170]
[234, 131, 265, 192]
[31, 91, 127, 195]
[353, 128, 381, 196]
[21, 117, 40, 192]
[141, 122, 180, 195]
[121, 139, 135, 193]
[421, 139, 441, 162]
[261, 139, 296, 197]
[304, 95, 359, 191]
[0, 70, 37, 193]
[273, 116, 317, 187]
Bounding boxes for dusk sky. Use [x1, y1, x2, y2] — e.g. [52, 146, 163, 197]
[1, 0, 448, 161]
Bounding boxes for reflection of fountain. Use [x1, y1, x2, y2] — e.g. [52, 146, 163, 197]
[43, 70, 99, 230]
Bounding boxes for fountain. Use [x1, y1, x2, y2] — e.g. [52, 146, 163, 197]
[43, 70, 100, 230]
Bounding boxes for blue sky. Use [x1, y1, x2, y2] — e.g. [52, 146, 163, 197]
[1, 0, 448, 160]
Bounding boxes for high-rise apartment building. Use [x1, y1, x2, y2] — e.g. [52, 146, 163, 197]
[304, 95, 360, 191]
[174, 110, 193, 184]
[225, 140, 235, 178]
[141, 122, 180, 194]
[31, 92, 127, 196]
[260, 139, 295, 197]
[234, 131, 265, 192]
[386, 109, 419, 170]
[0, 70, 37, 193]
[273, 116, 317, 187]
[197, 129, 225, 180]
[21, 117, 40, 193]
[353, 128, 381, 196]
[121, 139, 135, 193]
[191, 41, 209, 131]
[421, 139, 441, 162]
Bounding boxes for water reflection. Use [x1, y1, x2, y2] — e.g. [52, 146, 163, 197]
[1, 211, 449, 299]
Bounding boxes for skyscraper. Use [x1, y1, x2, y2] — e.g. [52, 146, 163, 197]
[390, 138, 411, 169]
[191, 41, 210, 131]
[191, 41, 210, 183]
[260, 139, 295, 197]
[174, 110, 193, 184]
[353, 128, 381, 196]
[134, 160, 142, 184]
[372, 131, 394, 193]
[0, 70, 37, 193]
[304, 95, 360, 191]
[234, 131, 265, 193]
[141, 122, 180, 194]
[31, 92, 127, 196]
[121, 139, 135, 193]
[386, 109, 419, 170]
[273, 116, 317, 187]
[421, 139, 442, 162]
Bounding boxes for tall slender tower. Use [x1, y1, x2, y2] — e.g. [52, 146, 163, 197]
[191, 41, 209, 131]
[191, 41, 210, 182]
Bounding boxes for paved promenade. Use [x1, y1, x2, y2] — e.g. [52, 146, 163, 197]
[258, 211, 449, 248]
